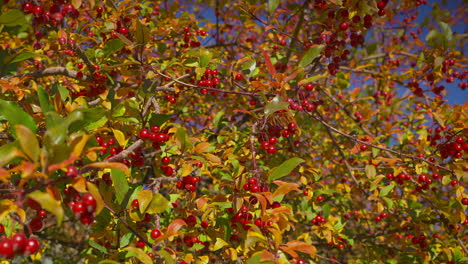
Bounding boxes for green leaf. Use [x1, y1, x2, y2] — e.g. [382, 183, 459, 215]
[120, 232, 134, 248]
[176, 127, 192, 152]
[111, 168, 129, 205]
[438, 21, 453, 42]
[0, 99, 37, 136]
[268, 0, 279, 13]
[37, 87, 51, 113]
[149, 114, 171, 127]
[301, 74, 325, 84]
[299, 45, 324, 68]
[379, 184, 395, 197]
[122, 247, 152, 264]
[146, 193, 169, 214]
[0, 9, 26, 26]
[0, 142, 22, 168]
[383, 197, 394, 209]
[135, 19, 150, 46]
[264, 95, 289, 117]
[213, 111, 224, 127]
[157, 249, 175, 264]
[103, 39, 124, 57]
[8, 51, 38, 64]
[28, 191, 64, 226]
[15, 125, 39, 162]
[268, 157, 305, 182]
[199, 49, 213, 68]
[89, 240, 108, 254]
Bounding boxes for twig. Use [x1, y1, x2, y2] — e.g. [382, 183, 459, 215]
[316, 254, 343, 264]
[316, 111, 359, 186]
[456, 236, 468, 255]
[250, 121, 260, 178]
[104, 203, 152, 247]
[71, 42, 95, 73]
[154, 71, 260, 97]
[306, 112, 455, 174]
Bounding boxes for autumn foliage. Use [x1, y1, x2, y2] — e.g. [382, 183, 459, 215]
[0, 0, 467, 263]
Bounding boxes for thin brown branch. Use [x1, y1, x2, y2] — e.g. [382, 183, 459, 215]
[154, 71, 260, 97]
[316, 254, 343, 264]
[307, 112, 455, 174]
[316, 111, 360, 186]
[104, 203, 152, 247]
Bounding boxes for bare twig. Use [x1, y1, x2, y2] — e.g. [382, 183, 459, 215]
[307, 112, 455, 174]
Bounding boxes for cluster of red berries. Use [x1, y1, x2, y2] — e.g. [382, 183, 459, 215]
[180, 26, 207, 48]
[196, 69, 221, 95]
[375, 211, 389, 222]
[373, 90, 396, 105]
[70, 64, 109, 97]
[139, 125, 170, 149]
[258, 122, 299, 155]
[439, 136, 467, 160]
[25, 199, 47, 232]
[287, 96, 324, 113]
[0, 233, 40, 259]
[409, 234, 430, 249]
[176, 175, 202, 192]
[23, 1, 78, 27]
[242, 178, 268, 193]
[311, 215, 327, 226]
[64, 187, 96, 225]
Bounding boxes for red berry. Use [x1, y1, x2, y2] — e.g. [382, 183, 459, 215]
[136, 240, 145, 248]
[131, 199, 139, 209]
[118, 27, 129, 35]
[161, 156, 171, 164]
[339, 22, 349, 31]
[316, 195, 325, 202]
[297, 259, 306, 264]
[151, 229, 161, 239]
[139, 128, 150, 138]
[29, 217, 44, 232]
[201, 220, 209, 229]
[0, 225, 4, 233]
[462, 198, 468, 205]
[80, 213, 94, 225]
[66, 166, 78, 178]
[24, 238, 40, 255]
[11, 233, 27, 254]
[82, 193, 97, 213]
[0, 238, 14, 259]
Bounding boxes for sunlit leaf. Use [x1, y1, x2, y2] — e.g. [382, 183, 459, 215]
[268, 158, 304, 182]
[28, 191, 64, 225]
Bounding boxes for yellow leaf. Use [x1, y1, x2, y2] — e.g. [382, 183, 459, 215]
[84, 162, 130, 175]
[28, 191, 64, 226]
[0, 200, 26, 223]
[205, 153, 221, 165]
[212, 238, 229, 251]
[137, 190, 153, 214]
[365, 164, 376, 179]
[72, 176, 88, 193]
[112, 129, 128, 147]
[245, 230, 267, 248]
[121, 247, 152, 264]
[15, 125, 39, 162]
[71, 134, 92, 158]
[180, 163, 193, 177]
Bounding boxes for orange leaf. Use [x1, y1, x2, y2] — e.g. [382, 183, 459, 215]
[262, 49, 276, 77]
[48, 155, 79, 173]
[194, 142, 211, 153]
[280, 240, 316, 258]
[83, 161, 130, 175]
[272, 181, 300, 198]
[165, 219, 187, 237]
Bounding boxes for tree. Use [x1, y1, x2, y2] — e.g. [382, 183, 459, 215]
[0, 0, 466, 263]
